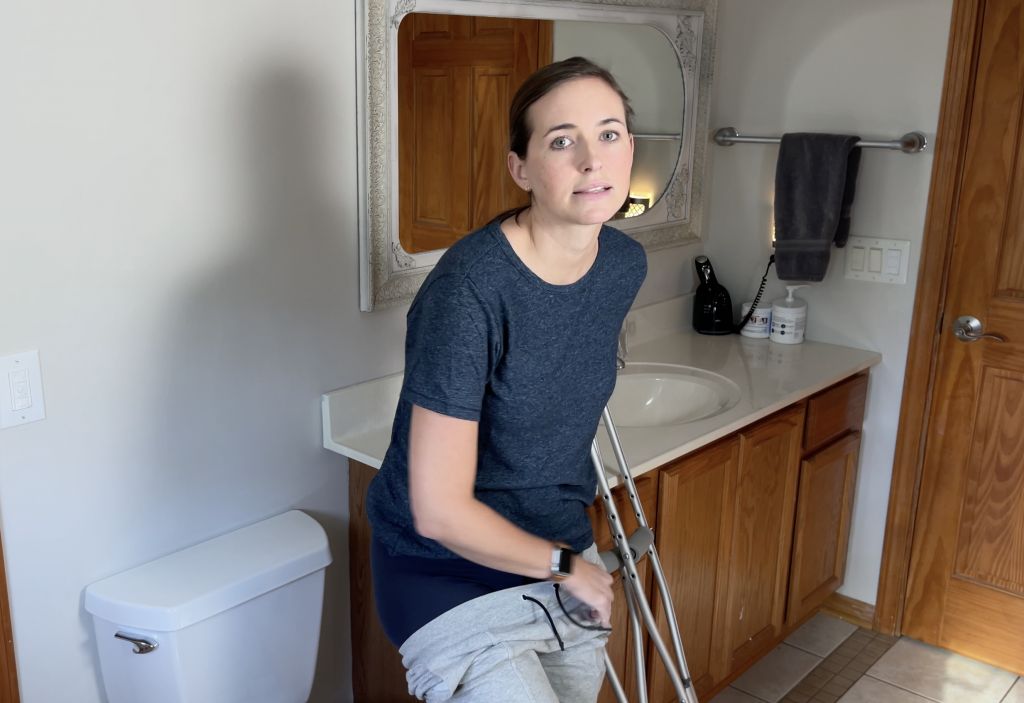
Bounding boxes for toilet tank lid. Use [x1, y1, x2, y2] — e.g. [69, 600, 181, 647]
[84, 510, 332, 632]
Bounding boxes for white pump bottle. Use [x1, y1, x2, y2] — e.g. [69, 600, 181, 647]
[770, 285, 808, 344]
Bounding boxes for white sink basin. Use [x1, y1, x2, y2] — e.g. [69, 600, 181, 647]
[605, 363, 741, 428]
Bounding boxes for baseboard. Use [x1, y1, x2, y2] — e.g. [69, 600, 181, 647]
[821, 592, 876, 631]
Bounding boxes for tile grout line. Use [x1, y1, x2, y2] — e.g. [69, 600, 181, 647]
[732, 642, 824, 703]
[996, 676, 1020, 703]
[773, 628, 858, 700]
[778, 627, 900, 703]
[863, 674, 944, 703]
[729, 682, 776, 702]
[729, 688, 772, 703]
[784, 641, 841, 659]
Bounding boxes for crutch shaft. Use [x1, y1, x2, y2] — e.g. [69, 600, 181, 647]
[602, 409, 691, 684]
[591, 441, 696, 703]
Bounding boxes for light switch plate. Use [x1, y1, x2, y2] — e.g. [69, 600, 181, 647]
[845, 236, 910, 284]
[1, 350, 46, 429]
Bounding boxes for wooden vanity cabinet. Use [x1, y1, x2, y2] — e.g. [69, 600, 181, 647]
[786, 372, 867, 626]
[649, 436, 739, 701]
[721, 405, 805, 671]
[786, 431, 861, 625]
[646, 373, 867, 701]
[647, 405, 804, 700]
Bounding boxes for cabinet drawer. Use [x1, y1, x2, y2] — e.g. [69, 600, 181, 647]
[804, 373, 868, 455]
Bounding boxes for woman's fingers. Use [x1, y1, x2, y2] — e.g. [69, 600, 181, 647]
[564, 558, 615, 626]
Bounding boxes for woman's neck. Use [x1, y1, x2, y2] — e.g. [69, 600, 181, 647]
[501, 208, 601, 285]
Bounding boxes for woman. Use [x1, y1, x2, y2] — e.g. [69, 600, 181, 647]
[367, 56, 648, 702]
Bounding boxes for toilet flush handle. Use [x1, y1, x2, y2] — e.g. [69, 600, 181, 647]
[114, 631, 159, 654]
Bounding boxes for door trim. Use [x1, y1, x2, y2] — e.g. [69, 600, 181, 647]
[873, 0, 984, 636]
[0, 532, 19, 702]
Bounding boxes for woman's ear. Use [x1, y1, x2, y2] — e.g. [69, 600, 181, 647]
[507, 151, 530, 192]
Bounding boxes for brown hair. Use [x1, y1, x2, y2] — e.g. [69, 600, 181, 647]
[496, 56, 635, 225]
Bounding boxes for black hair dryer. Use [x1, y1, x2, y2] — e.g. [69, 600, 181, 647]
[693, 256, 734, 335]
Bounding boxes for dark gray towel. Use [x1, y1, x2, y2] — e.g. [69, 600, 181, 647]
[773, 133, 862, 281]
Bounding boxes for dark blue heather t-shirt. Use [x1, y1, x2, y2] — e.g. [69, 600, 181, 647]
[367, 218, 647, 559]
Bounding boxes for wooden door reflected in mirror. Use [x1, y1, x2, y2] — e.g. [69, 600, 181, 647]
[398, 13, 552, 254]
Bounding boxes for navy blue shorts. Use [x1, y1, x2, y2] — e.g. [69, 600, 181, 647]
[371, 537, 541, 647]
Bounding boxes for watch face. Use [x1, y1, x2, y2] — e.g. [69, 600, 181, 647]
[557, 548, 574, 575]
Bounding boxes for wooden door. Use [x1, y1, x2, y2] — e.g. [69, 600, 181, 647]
[0, 533, 18, 703]
[723, 406, 804, 671]
[787, 432, 860, 626]
[398, 14, 552, 254]
[650, 437, 739, 702]
[902, 0, 1024, 674]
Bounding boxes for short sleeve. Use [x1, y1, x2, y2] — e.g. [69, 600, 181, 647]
[401, 274, 495, 421]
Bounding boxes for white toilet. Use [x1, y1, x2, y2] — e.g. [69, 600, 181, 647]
[85, 510, 332, 703]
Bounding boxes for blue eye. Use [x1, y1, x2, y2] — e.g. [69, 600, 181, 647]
[600, 130, 620, 142]
[551, 136, 572, 150]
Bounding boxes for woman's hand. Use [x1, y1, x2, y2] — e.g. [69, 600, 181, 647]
[561, 556, 615, 627]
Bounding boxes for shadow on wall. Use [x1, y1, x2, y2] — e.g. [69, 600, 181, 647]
[135, 64, 352, 701]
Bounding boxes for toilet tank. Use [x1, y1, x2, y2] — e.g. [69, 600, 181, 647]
[85, 510, 332, 703]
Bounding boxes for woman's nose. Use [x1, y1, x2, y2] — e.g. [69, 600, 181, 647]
[577, 141, 602, 172]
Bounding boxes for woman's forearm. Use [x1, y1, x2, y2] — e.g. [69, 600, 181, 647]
[417, 497, 555, 579]
[408, 404, 558, 579]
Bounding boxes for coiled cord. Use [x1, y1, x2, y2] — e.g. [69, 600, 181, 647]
[734, 254, 775, 334]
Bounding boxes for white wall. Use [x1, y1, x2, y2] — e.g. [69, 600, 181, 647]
[704, 0, 954, 603]
[0, 1, 414, 701]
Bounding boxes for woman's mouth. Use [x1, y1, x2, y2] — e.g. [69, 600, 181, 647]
[572, 184, 613, 196]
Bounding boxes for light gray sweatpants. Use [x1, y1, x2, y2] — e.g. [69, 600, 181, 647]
[399, 545, 611, 702]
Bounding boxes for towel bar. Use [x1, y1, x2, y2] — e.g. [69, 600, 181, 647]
[713, 127, 927, 153]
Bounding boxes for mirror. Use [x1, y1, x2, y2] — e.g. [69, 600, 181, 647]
[398, 15, 684, 255]
[356, 0, 718, 311]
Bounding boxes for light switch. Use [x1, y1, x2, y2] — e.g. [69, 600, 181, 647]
[884, 249, 902, 275]
[849, 246, 866, 271]
[868, 248, 884, 273]
[9, 369, 31, 411]
[1, 351, 46, 429]
[845, 236, 911, 284]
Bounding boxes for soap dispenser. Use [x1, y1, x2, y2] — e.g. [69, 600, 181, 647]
[770, 285, 808, 344]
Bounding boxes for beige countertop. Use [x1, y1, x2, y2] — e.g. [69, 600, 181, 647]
[322, 297, 881, 480]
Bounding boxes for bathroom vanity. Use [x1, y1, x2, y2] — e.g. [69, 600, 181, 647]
[323, 298, 879, 702]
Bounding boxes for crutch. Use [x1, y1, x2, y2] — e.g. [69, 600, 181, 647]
[591, 405, 699, 703]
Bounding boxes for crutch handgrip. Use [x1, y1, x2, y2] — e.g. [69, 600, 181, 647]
[599, 527, 655, 573]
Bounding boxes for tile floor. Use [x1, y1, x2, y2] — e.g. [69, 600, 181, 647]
[707, 613, 1024, 703]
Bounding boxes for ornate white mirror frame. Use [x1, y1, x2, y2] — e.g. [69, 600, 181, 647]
[356, 0, 718, 311]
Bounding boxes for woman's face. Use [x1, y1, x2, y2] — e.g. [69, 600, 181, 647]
[508, 77, 634, 228]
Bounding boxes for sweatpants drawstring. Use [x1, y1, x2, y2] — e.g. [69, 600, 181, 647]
[522, 594, 565, 651]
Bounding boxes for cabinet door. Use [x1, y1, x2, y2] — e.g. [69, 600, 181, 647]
[787, 431, 861, 626]
[723, 405, 805, 671]
[649, 437, 740, 702]
[590, 474, 658, 703]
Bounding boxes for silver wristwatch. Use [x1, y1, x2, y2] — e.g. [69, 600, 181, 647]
[550, 546, 576, 581]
